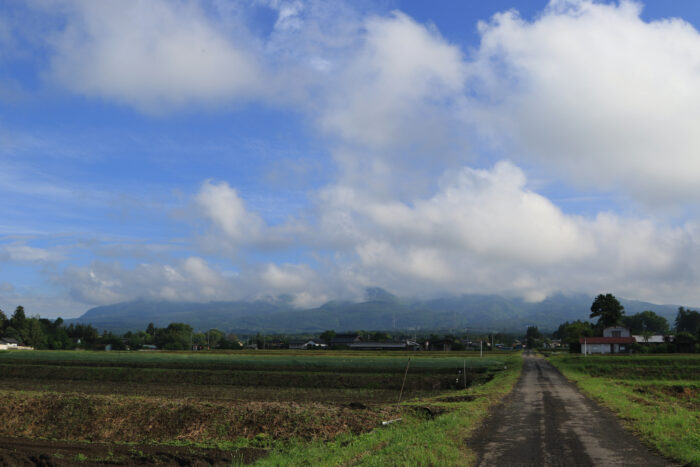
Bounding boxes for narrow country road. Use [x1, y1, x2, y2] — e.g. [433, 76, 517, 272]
[469, 352, 672, 466]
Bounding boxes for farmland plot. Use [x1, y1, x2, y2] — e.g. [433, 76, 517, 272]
[0, 350, 521, 465]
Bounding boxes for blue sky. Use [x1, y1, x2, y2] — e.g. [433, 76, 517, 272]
[2, 0, 700, 318]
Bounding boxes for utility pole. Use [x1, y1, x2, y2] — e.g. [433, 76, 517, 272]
[480, 340, 483, 357]
[463, 359, 467, 389]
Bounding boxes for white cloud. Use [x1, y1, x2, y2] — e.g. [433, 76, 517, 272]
[469, 0, 700, 204]
[321, 12, 465, 151]
[57, 257, 231, 305]
[54, 256, 333, 309]
[195, 180, 264, 243]
[46, 0, 266, 113]
[303, 160, 700, 304]
[1, 243, 65, 262]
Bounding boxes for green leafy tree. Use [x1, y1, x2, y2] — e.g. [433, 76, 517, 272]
[371, 331, 391, 342]
[320, 330, 336, 344]
[674, 332, 697, 353]
[205, 329, 223, 348]
[66, 323, 99, 348]
[218, 333, 242, 349]
[554, 320, 594, 352]
[0, 309, 8, 334]
[3, 326, 21, 341]
[155, 323, 193, 350]
[525, 326, 542, 349]
[590, 294, 624, 329]
[26, 318, 45, 348]
[675, 307, 700, 336]
[9, 306, 28, 341]
[622, 310, 669, 334]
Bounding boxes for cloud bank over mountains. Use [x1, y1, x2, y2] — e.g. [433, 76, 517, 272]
[3, 0, 700, 316]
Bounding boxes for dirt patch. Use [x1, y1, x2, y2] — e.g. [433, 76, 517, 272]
[0, 437, 266, 466]
[412, 405, 448, 419]
[0, 392, 399, 443]
[347, 402, 368, 410]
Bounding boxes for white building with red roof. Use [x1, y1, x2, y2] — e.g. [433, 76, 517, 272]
[580, 327, 635, 354]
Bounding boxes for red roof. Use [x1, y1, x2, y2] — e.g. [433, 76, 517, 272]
[579, 337, 635, 344]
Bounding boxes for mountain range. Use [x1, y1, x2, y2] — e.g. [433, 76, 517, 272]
[66, 290, 686, 335]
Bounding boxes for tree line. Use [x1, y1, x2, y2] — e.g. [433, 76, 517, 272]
[551, 294, 700, 353]
[0, 306, 243, 351]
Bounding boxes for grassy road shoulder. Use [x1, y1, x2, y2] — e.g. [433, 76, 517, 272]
[257, 354, 523, 466]
[548, 354, 700, 466]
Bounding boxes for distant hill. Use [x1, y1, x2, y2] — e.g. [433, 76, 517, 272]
[66, 290, 686, 334]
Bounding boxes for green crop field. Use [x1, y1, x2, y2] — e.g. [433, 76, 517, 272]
[549, 354, 700, 466]
[0, 349, 522, 465]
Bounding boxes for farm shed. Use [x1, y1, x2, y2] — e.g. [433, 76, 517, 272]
[579, 337, 635, 354]
[0, 338, 19, 350]
[632, 335, 671, 344]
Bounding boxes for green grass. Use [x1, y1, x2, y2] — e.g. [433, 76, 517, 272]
[256, 354, 522, 466]
[550, 354, 700, 466]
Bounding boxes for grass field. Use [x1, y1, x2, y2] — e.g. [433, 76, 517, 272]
[0, 349, 522, 465]
[549, 354, 700, 466]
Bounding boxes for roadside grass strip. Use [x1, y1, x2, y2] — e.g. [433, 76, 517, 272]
[549, 355, 700, 466]
[256, 354, 522, 466]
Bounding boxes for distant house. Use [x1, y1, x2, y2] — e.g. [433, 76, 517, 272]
[288, 339, 326, 350]
[580, 327, 635, 354]
[0, 338, 18, 350]
[330, 333, 361, 348]
[349, 340, 420, 351]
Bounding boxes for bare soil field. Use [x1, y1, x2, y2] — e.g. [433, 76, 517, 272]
[0, 436, 266, 466]
[0, 350, 515, 465]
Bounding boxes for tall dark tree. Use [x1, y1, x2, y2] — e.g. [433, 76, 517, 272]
[590, 294, 624, 329]
[10, 306, 27, 330]
[675, 307, 700, 336]
[0, 309, 8, 334]
[525, 326, 542, 349]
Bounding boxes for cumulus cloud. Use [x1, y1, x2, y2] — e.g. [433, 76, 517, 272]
[468, 0, 700, 204]
[46, 0, 266, 113]
[300, 160, 699, 304]
[195, 180, 264, 244]
[321, 12, 465, 150]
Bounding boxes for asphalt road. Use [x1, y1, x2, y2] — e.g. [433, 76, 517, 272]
[469, 353, 672, 466]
